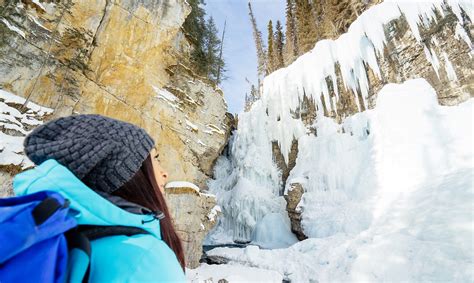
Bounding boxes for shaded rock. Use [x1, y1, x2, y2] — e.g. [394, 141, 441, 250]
[200, 254, 230, 265]
[272, 138, 299, 195]
[165, 185, 221, 269]
[284, 183, 307, 241]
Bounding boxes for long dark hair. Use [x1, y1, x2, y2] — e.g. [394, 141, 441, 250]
[112, 154, 186, 271]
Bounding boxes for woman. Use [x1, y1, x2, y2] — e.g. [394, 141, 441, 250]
[13, 114, 186, 282]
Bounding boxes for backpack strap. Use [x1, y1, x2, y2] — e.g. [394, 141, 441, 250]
[65, 229, 92, 283]
[31, 197, 70, 225]
[66, 225, 150, 283]
[79, 225, 150, 241]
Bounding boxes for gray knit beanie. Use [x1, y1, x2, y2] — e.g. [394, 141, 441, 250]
[23, 114, 155, 193]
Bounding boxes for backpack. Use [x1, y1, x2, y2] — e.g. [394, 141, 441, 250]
[0, 190, 149, 283]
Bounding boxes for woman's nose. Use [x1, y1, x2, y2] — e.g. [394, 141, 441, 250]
[162, 171, 168, 180]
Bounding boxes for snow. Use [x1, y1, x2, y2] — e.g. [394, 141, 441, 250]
[186, 263, 283, 283]
[423, 46, 441, 79]
[165, 181, 200, 192]
[204, 124, 225, 135]
[207, 205, 221, 222]
[1, 18, 26, 39]
[0, 90, 52, 115]
[350, 168, 473, 282]
[32, 0, 46, 11]
[26, 14, 50, 32]
[204, 79, 473, 282]
[442, 51, 458, 81]
[196, 139, 207, 147]
[152, 86, 182, 112]
[455, 22, 473, 50]
[185, 119, 199, 131]
[0, 89, 53, 169]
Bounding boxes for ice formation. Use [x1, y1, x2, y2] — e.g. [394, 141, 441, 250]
[206, 0, 472, 250]
[206, 79, 473, 282]
[260, 0, 472, 163]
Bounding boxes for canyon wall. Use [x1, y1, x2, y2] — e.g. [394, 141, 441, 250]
[0, 0, 232, 191]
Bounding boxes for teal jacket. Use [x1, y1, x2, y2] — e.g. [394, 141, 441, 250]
[13, 159, 186, 283]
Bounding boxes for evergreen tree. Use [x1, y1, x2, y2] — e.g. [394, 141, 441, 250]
[244, 84, 259, 112]
[204, 17, 226, 85]
[248, 2, 267, 78]
[267, 20, 275, 73]
[216, 20, 226, 84]
[295, 0, 318, 54]
[284, 0, 298, 65]
[183, 0, 227, 84]
[251, 83, 259, 100]
[274, 20, 285, 69]
[184, 0, 207, 75]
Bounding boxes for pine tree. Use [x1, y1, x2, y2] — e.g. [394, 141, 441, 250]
[274, 20, 285, 69]
[216, 20, 226, 84]
[244, 84, 259, 112]
[295, 0, 318, 54]
[204, 16, 226, 84]
[267, 20, 275, 73]
[284, 0, 298, 66]
[184, 0, 207, 75]
[248, 2, 267, 78]
[183, 0, 227, 84]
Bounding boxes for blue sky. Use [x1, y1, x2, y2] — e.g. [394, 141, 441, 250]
[205, 0, 286, 115]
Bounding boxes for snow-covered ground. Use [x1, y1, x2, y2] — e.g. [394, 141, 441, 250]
[186, 263, 283, 283]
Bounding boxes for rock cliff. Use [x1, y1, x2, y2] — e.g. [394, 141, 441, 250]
[312, 0, 382, 42]
[0, 0, 232, 190]
[0, 0, 232, 267]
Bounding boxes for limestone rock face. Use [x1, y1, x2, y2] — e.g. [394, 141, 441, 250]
[313, 0, 382, 42]
[0, 0, 232, 189]
[165, 186, 220, 269]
